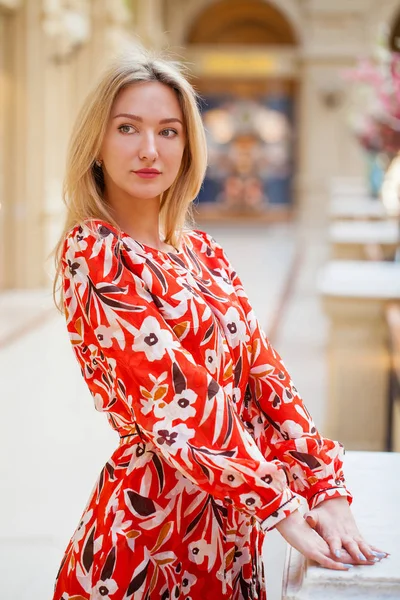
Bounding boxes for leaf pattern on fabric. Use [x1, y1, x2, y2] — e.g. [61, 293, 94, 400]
[100, 547, 116, 581]
[126, 560, 150, 596]
[53, 220, 352, 600]
[125, 490, 157, 517]
[81, 525, 95, 573]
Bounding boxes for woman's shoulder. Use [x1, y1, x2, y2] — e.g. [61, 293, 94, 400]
[184, 228, 223, 255]
[65, 218, 118, 243]
[63, 219, 121, 254]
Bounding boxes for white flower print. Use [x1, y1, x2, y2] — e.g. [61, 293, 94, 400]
[231, 386, 241, 404]
[188, 539, 213, 566]
[71, 509, 93, 552]
[92, 578, 118, 600]
[181, 571, 197, 593]
[64, 253, 89, 283]
[154, 421, 196, 465]
[205, 348, 218, 374]
[74, 227, 88, 251]
[94, 325, 115, 348]
[232, 545, 251, 571]
[132, 316, 180, 362]
[221, 470, 243, 488]
[281, 419, 304, 439]
[222, 306, 249, 348]
[120, 443, 153, 475]
[153, 389, 197, 422]
[239, 492, 263, 512]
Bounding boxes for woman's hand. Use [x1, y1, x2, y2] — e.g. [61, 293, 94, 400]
[276, 509, 355, 570]
[304, 497, 389, 564]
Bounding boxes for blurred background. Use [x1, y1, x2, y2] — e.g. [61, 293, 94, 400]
[1, 1, 400, 599]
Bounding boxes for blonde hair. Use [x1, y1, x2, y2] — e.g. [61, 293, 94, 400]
[52, 49, 208, 310]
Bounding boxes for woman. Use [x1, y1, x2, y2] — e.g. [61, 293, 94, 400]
[53, 51, 387, 600]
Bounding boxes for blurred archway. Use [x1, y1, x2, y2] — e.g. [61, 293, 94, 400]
[186, 0, 298, 46]
[184, 0, 299, 219]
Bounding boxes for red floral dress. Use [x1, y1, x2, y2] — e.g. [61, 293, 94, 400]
[53, 219, 351, 600]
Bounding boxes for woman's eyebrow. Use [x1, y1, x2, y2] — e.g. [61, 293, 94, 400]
[112, 113, 183, 125]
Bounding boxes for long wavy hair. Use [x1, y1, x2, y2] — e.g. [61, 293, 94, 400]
[52, 49, 208, 310]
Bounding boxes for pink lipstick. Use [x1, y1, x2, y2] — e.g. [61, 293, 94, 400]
[134, 168, 161, 179]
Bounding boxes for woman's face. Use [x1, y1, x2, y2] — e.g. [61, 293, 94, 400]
[99, 81, 186, 204]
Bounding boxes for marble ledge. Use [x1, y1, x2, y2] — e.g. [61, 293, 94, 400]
[282, 451, 400, 600]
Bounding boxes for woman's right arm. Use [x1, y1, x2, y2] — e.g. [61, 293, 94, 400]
[62, 222, 302, 532]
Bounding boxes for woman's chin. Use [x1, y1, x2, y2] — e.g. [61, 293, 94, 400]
[124, 188, 163, 201]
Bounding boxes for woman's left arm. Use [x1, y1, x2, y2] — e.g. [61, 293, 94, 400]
[205, 233, 388, 563]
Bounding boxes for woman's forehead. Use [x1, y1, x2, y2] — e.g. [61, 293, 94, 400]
[112, 81, 183, 120]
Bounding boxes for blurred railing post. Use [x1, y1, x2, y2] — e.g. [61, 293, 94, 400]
[318, 261, 400, 451]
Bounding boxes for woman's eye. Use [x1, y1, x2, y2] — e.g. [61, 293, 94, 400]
[160, 128, 178, 138]
[118, 125, 135, 134]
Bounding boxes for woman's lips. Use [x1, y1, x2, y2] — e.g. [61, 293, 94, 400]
[133, 170, 161, 179]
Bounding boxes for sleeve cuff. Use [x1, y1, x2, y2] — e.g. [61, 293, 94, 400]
[259, 490, 302, 532]
[308, 486, 353, 510]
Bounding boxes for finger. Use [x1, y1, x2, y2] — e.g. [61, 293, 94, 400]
[323, 534, 343, 561]
[354, 539, 388, 561]
[311, 551, 353, 571]
[342, 550, 378, 566]
[368, 544, 390, 556]
[342, 538, 366, 563]
[304, 513, 318, 530]
[359, 542, 390, 561]
[330, 549, 358, 565]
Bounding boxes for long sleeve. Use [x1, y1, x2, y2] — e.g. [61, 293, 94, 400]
[204, 232, 353, 511]
[62, 221, 302, 531]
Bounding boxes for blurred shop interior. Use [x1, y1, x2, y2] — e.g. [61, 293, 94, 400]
[2, 0, 400, 468]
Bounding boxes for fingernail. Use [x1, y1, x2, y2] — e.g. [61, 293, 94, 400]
[373, 557, 380, 562]
[372, 551, 386, 558]
[334, 550, 342, 558]
[358, 553, 367, 561]
[343, 564, 353, 568]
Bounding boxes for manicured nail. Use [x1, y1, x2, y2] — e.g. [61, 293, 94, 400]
[343, 564, 353, 568]
[358, 553, 367, 561]
[373, 557, 380, 562]
[372, 551, 386, 558]
[334, 550, 341, 558]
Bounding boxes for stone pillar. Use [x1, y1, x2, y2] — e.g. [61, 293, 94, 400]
[296, 3, 370, 228]
[318, 260, 400, 451]
[41, 0, 92, 280]
[0, 3, 19, 290]
[41, 0, 134, 283]
[11, 0, 47, 288]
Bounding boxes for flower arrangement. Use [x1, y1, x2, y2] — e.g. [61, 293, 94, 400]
[344, 39, 400, 157]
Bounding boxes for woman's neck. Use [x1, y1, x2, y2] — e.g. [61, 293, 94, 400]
[106, 191, 167, 250]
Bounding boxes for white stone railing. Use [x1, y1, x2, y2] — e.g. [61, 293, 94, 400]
[282, 451, 399, 599]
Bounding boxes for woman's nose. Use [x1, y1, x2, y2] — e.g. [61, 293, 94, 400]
[138, 133, 158, 162]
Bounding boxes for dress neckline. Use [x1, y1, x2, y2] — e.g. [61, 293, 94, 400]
[86, 218, 186, 257]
